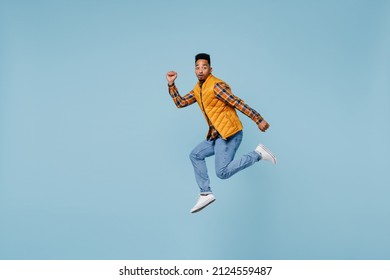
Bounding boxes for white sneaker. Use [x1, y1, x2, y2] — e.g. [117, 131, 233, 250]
[255, 144, 277, 164]
[190, 194, 216, 213]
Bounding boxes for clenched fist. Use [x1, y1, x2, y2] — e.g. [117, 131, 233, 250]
[258, 119, 270, 132]
[166, 71, 177, 86]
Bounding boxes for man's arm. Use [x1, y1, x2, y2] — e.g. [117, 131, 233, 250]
[166, 71, 196, 108]
[168, 84, 196, 108]
[214, 82, 270, 132]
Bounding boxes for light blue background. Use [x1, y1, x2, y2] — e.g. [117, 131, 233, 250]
[1, 0, 389, 259]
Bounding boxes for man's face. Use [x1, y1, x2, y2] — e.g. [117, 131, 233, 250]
[195, 59, 212, 82]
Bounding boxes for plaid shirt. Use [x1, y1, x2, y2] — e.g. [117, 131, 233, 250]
[168, 82, 263, 139]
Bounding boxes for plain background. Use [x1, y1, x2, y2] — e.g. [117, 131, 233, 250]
[1, 0, 389, 259]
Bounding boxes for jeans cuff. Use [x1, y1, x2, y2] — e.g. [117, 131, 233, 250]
[200, 191, 213, 195]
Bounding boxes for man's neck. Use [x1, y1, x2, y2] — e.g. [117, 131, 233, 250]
[198, 74, 211, 86]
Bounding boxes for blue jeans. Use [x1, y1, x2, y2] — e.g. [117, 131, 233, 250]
[189, 131, 261, 194]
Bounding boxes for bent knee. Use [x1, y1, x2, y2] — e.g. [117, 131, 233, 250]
[216, 170, 229, 180]
[189, 151, 200, 162]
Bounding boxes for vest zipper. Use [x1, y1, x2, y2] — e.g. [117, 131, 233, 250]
[199, 83, 219, 138]
[200, 84, 211, 125]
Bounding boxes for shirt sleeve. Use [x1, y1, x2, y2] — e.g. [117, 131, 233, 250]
[214, 82, 264, 124]
[168, 84, 197, 108]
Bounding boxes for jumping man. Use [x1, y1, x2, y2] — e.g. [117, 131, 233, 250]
[166, 53, 276, 213]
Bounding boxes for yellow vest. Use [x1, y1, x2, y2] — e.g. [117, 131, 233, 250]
[192, 74, 243, 140]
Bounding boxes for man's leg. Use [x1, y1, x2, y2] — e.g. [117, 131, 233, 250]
[189, 139, 217, 213]
[214, 131, 261, 179]
[189, 139, 215, 194]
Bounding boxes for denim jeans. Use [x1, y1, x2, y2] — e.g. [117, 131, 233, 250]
[189, 130, 261, 194]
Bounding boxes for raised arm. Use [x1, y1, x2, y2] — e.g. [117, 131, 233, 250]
[166, 71, 196, 108]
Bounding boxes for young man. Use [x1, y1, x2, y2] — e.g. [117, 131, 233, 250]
[166, 53, 276, 213]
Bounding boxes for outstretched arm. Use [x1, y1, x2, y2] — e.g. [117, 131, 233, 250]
[214, 82, 270, 132]
[166, 71, 196, 108]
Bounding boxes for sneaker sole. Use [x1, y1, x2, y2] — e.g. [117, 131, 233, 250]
[259, 144, 277, 164]
[190, 198, 216, 213]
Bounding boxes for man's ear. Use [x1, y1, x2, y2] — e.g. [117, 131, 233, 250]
[210, 67, 213, 73]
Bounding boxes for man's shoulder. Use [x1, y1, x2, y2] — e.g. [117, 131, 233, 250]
[210, 75, 228, 87]
[210, 75, 224, 82]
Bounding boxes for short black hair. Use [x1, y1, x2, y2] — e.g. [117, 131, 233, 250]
[195, 53, 211, 65]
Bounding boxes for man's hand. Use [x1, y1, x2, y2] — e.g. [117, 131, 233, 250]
[258, 120, 270, 132]
[166, 71, 177, 86]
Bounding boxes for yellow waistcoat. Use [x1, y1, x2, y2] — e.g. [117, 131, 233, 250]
[192, 74, 243, 140]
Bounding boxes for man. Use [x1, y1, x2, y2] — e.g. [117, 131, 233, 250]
[166, 53, 276, 213]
